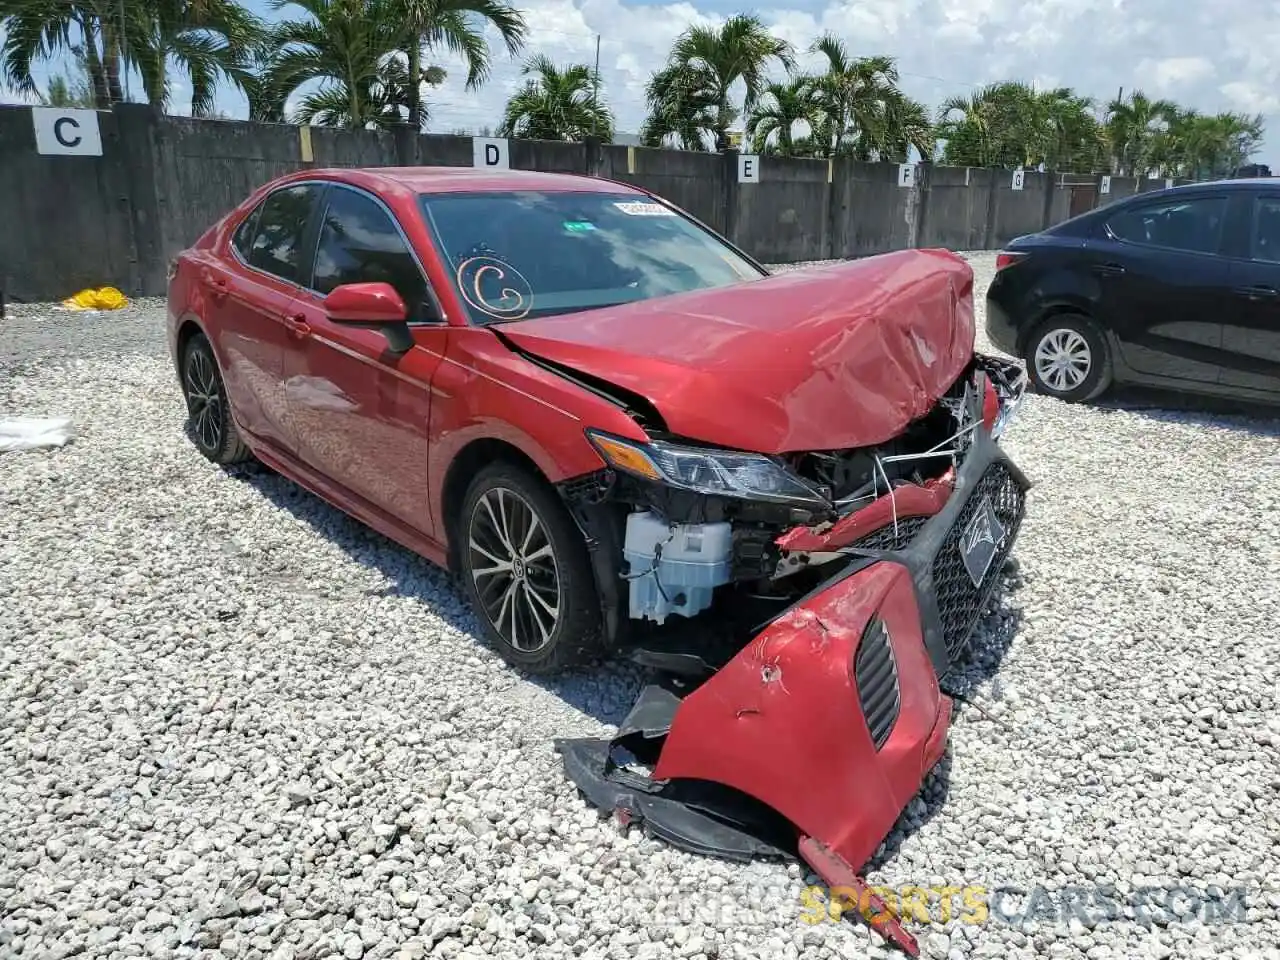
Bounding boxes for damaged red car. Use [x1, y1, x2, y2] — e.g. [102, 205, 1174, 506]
[168, 167, 1029, 953]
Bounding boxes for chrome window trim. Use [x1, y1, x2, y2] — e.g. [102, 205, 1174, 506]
[229, 178, 449, 325]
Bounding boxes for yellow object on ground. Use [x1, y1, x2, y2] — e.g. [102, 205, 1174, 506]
[61, 287, 129, 310]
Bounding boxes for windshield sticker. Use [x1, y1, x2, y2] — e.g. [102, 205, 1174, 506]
[455, 256, 533, 321]
[563, 220, 597, 233]
[613, 201, 674, 217]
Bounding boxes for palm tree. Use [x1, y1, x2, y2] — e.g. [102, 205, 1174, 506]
[0, 0, 126, 107]
[262, 0, 446, 128]
[874, 88, 935, 162]
[1156, 109, 1264, 179]
[397, 0, 526, 131]
[644, 13, 793, 151]
[746, 77, 820, 156]
[640, 63, 721, 151]
[807, 36, 905, 159]
[937, 82, 1034, 168]
[123, 0, 265, 116]
[1104, 90, 1178, 176]
[1032, 87, 1102, 172]
[498, 54, 612, 142]
[37, 43, 95, 107]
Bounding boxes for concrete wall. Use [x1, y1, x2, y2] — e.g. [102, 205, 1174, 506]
[918, 165, 992, 251]
[1, 103, 1187, 302]
[598, 145, 727, 233]
[736, 156, 830, 263]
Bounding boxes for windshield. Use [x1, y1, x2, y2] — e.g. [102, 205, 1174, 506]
[418, 191, 766, 323]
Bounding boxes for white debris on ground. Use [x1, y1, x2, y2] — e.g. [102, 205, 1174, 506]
[0, 416, 75, 453]
[1, 252, 1277, 960]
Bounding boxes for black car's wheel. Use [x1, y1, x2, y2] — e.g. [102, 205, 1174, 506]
[459, 462, 603, 674]
[181, 333, 252, 464]
[1025, 314, 1113, 402]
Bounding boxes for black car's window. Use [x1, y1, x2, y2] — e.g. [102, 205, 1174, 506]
[418, 190, 765, 324]
[246, 185, 321, 282]
[312, 187, 432, 320]
[1106, 196, 1226, 255]
[232, 205, 261, 259]
[1250, 197, 1280, 263]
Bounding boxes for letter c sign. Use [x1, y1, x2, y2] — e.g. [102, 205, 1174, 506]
[33, 107, 103, 156]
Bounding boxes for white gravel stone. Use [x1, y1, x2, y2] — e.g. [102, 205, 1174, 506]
[1, 252, 1277, 960]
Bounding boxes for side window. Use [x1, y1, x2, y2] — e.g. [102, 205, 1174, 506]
[1250, 197, 1280, 263]
[231, 205, 261, 259]
[247, 185, 321, 282]
[1106, 196, 1227, 255]
[312, 188, 431, 320]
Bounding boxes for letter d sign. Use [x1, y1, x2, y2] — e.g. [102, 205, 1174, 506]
[473, 137, 510, 170]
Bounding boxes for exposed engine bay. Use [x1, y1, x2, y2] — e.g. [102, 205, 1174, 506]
[558, 352, 1027, 671]
[531, 251, 1032, 955]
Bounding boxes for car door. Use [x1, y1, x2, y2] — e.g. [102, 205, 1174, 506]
[1222, 193, 1280, 395]
[282, 183, 447, 536]
[1092, 193, 1230, 385]
[202, 183, 323, 451]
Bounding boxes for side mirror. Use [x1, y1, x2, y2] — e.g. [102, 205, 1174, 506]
[323, 282, 413, 353]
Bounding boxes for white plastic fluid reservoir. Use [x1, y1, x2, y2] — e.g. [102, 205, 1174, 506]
[623, 511, 733, 623]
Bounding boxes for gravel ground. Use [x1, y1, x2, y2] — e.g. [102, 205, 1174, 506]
[2, 252, 1278, 960]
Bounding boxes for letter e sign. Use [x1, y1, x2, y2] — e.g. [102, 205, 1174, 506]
[738, 154, 760, 184]
[33, 107, 103, 156]
[472, 137, 510, 170]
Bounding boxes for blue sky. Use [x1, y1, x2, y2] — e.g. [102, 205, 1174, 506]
[5, 0, 1277, 166]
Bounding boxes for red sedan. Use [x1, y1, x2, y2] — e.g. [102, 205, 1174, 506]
[167, 167, 1028, 952]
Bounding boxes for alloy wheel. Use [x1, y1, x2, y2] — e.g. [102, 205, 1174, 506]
[1033, 328, 1092, 393]
[467, 487, 561, 653]
[184, 347, 224, 451]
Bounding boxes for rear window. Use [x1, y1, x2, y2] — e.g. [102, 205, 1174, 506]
[417, 191, 765, 323]
[1106, 196, 1226, 255]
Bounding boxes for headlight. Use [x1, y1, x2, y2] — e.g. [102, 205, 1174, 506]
[587, 430, 830, 507]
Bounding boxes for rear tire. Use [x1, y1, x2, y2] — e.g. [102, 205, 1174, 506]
[458, 462, 603, 674]
[1024, 313, 1113, 402]
[181, 333, 252, 464]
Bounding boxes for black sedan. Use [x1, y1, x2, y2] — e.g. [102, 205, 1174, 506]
[986, 178, 1280, 404]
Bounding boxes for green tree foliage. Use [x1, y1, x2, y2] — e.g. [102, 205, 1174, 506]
[499, 54, 612, 142]
[642, 13, 794, 151]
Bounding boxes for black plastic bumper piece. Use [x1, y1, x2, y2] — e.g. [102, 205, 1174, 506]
[554, 738, 791, 862]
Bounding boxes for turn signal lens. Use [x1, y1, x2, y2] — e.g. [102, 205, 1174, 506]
[588, 434, 664, 481]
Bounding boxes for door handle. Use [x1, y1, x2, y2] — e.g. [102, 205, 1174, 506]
[283, 313, 312, 338]
[1233, 284, 1278, 301]
[1093, 262, 1126, 277]
[200, 268, 229, 301]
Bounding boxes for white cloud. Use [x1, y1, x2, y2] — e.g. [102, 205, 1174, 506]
[1220, 81, 1280, 117]
[1134, 56, 1215, 93]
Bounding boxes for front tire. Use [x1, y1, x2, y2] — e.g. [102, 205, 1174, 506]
[458, 462, 603, 674]
[1025, 313, 1113, 402]
[181, 333, 252, 464]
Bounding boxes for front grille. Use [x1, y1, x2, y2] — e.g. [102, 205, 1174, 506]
[855, 619, 900, 750]
[849, 514, 930, 552]
[932, 462, 1025, 661]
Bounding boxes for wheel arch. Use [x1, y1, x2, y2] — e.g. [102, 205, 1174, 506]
[439, 437, 551, 572]
[1021, 301, 1100, 355]
[174, 314, 213, 382]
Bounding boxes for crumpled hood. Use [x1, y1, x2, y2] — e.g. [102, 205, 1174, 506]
[500, 248, 975, 454]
